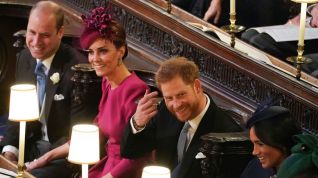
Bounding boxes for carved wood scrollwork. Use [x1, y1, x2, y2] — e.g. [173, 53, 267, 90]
[199, 132, 253, 178]
[199, 146, 221, 178]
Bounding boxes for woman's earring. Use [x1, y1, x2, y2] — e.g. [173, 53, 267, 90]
[117, 58, 123, 66]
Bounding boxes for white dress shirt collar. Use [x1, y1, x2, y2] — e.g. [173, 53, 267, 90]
[188, 94, 210, 131]
[36, 54, 55, 74]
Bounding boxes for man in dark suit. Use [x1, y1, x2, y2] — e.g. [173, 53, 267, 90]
[0, 1, 85, 177]
[121, 57, 242, 178]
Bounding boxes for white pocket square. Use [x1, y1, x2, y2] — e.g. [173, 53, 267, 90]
[54, 94, 64, 101]
[195, 152, 206, 159]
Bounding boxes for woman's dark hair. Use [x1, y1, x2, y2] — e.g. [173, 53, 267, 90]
[247, 106, 302, 156]
[107, 20, 128, 59]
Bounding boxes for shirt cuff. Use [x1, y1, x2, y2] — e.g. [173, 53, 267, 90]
[2, 145, 19, 157]
[130, 116, 145, 134]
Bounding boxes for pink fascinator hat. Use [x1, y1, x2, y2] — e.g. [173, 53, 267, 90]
[80, 6, 113, 49]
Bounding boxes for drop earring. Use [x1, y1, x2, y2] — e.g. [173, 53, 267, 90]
[117, 58, 123, 66]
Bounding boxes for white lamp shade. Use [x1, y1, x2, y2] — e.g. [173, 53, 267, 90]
[9, 84, 39, 121]
[142, 166, 170, 178]
[68, 124, 100, 164]
[292, 0, 318, 3]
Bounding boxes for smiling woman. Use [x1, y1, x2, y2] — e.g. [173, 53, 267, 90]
[241, 106, 302, 178]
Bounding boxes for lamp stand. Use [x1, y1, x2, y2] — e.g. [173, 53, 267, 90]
[17, 121, 26, 178]
[82, 164, 88, 178]
[17, 164, 26, 178]
[8, 84, 39, 178]
[287, 44, 312, 80]
[221, 13, 245, 48]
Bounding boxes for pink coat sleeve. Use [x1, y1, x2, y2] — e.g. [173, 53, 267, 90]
[110, 77, 150, 177]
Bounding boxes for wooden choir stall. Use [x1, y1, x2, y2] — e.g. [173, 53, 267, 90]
[0, 0, 317, 177]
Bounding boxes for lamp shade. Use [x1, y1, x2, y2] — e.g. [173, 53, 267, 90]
[68, 124, 100, 164]
[292, 0, 318, 3]
[9, 84, 39, 121]
[142, 166, 170, 178]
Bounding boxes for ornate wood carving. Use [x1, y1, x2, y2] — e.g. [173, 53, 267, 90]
[199, 132, 253, 178]
[70, 64, 102, 125]
[0, 1, 317, 178]
[71, 64, 102, 105]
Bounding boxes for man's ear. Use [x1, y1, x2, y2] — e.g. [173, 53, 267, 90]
[193, 79, 202, 93]
[57, 26, 64, 39]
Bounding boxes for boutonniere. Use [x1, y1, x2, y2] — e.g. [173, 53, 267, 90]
[50, 72, 60, 85]
[195, 152, 206, 159]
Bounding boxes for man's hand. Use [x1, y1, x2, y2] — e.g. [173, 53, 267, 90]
[203, 0, 222, 24]
[26, 154, 49, 171]
[3, 151, 18, 163]
[134, 90, 159, 128]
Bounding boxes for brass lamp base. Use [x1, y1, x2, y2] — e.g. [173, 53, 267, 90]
[17, 164, 26, 178]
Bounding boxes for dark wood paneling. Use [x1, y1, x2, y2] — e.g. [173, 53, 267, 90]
[0, 16, 27, 115]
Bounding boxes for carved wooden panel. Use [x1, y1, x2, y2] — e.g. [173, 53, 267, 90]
[199, 132, 253, 178]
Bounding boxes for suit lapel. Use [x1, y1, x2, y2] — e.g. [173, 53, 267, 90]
[19, 53, 37, 84]
[43, 49, 64, 117]
[29, 59, 37, 84]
